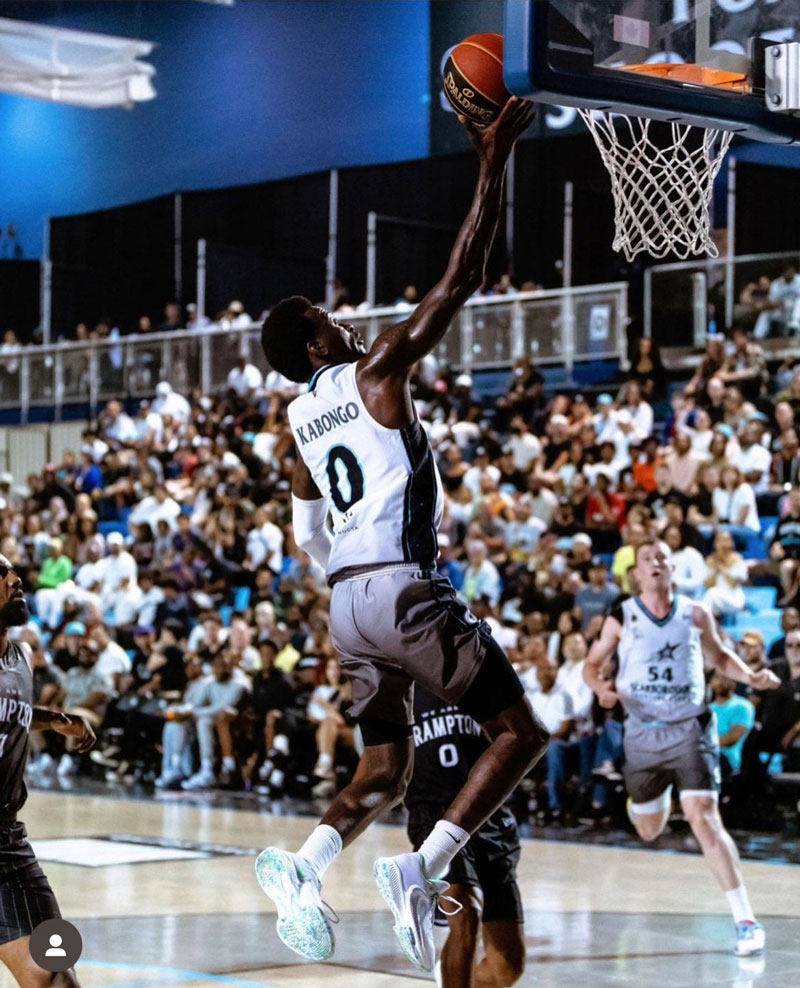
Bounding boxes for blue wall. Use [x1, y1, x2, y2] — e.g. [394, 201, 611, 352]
[0, 0, 431, 257]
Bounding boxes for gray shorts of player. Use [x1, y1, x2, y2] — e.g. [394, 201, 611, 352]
[329, 564, 490, 726]
[623, 711, 721, 804]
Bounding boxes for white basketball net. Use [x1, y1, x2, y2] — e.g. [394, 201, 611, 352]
[578, 110, 733, 262]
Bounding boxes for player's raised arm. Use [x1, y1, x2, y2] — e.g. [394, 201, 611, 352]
[361, 98, 535, 380]
[584, 612, 622, 709]
[694, 605, 781, 691]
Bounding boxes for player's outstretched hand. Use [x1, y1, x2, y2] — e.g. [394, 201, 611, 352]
[597, 681, 620, 709]
[458, 96, 536, 167]
[50, 711, 97, 753]
[749, 668, 781, 691]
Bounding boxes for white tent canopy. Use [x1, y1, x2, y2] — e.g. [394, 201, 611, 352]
[0, 16, 155, 108]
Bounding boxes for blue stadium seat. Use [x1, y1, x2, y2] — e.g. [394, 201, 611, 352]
[98, 520, 127, 538]
[218, 605, 233, 626]
[743, 586, 778, 613]
[740, 532, 767, 560]
[233, 586, 251, 612]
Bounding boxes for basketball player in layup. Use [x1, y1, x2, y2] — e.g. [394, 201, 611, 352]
[0, 554, 95, 987]
[584, 537, 780, 957]
[257, 98, 547, 973]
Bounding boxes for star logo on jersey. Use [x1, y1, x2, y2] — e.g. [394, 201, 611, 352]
[654, 642, 680, 663]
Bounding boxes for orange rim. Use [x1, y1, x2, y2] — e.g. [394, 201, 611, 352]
[619, 62, 750, 93]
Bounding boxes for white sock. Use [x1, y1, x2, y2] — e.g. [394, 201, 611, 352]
[297, 824, 342, 879]
[201, 758, 214, 775]
[316, 753, 333, 769]
[726, 885, 756, 924]
[417, 820, 471, 880]
[222, 756, 236, 771]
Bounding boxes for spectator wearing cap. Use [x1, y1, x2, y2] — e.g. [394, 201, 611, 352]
[99, 532, 138, 609]
[568, 533, 593, 580]
[226, 300, 252, 328]
[592, 393, 617, 444]
[575, 557, 618, 630]
[226, 356, 263, 398]
[462, 540, 501, 608]
[52, 621, 86, 673]
[663, 524, 706, 599]
[152, 381, 191, 424]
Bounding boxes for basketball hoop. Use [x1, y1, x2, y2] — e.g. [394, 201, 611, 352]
[579, 64, 744, 262]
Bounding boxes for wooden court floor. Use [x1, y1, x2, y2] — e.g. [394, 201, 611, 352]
[2, 791, 798, 988]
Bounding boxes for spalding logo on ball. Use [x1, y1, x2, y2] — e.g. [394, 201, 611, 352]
[442, 33, 510, 125]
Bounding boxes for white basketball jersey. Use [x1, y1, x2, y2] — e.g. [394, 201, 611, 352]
[287, 362, 443, 577]
[615, 594, 707, 724]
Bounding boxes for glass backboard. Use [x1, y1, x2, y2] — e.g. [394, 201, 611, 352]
[504, 0, 800, 143]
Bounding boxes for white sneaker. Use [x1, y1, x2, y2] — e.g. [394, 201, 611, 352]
[373, 851, 449, 972]
[181, 769, 216, 790]
[255, 847, 336, 961]
[735, 920, 766, 956]
[56, 754, 75, 777]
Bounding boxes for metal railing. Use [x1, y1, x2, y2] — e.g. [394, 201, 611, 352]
[644, 249, 800, 347]
[1, 283, 628, 423]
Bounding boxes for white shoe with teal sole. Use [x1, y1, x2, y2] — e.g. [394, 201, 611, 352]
[373, 851, 450, 972]
[735, 920, 765, 956]
[255, 847, 336, 961]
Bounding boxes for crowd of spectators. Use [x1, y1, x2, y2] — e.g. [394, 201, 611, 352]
[7, 317, 800, 833]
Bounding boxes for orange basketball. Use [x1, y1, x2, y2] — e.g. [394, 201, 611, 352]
[443, 33, 509, 125]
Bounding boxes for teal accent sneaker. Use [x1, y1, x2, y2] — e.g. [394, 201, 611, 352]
[735, 920, 765, 956]
[373, 851, 451, 972]
[255, 847, 336, 961]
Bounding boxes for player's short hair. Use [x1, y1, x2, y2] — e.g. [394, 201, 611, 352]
[633, 536, 668, 566]
[260, 296, 316, 383]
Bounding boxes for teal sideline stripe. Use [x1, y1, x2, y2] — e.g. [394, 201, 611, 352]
[80, 960, 277, 988]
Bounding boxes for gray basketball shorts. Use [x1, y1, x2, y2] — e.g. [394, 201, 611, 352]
[622, 712, 721, 804]
[329, 565, 491, 726]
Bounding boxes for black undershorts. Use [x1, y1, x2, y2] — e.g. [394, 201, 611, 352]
[0, 822, 60, 945]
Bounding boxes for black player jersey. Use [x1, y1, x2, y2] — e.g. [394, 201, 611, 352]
[0, 643, 33, 820]
[405, 686, 488, 810]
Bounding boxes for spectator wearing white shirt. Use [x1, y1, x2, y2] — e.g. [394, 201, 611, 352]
[712, 465, 760, 535]
[592, 394, 618, 444]
[99, 532, 138, 610]
[527, 663, 572, 740]
[137, 570, 166, 627]
[462, 447, 500, 498]
[688, 408, 714, 456]
[226, 357, 264, 398]
[622, 380, 653, 438]
[505, 416, 542, 472]
[767, 265, 800, 335]
[528, 476, 558, 527]
[664, 524, 707, 600]
[471, 596, 519, 655]
[109, 576, 144, 629]
[461, 540, 501, 607]
[225, 300, 252, 328]
[133, 400, 164, 446]
[244, 504, 284, 576]
[703, 530, 748, 617]
[129, 484, 181, 533]
[90, 623, 132, 689]
[152, 381, 191, 424]
[505, 497, 546, 565]
[102, 400, 138, 446]
[732, 420, 772, 495]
